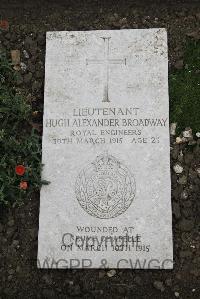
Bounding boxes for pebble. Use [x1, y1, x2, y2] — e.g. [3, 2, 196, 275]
[183, 127, 192, 138]
[173, 163, 183, 174]
[196, 132, 200, 138]
[178, 175, 187, 185]
[107, 269, 116, 277]
[23, 49, 30, 59]
[196, 167, 200, 176]
[176, 136, 184, 144]
[180, 190, 189, 200]
[174, 291, 180, 297]
[170, 123, 177, 135]
[153, 280, 165, 292]
[20, 62, 27, 72]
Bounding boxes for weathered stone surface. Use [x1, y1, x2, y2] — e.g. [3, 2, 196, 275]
[38, 29, 172, 269]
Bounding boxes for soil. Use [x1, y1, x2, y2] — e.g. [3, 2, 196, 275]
[0, 1, 200, 298]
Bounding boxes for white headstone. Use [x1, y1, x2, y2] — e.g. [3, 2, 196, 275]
[38, 29, 173, 269]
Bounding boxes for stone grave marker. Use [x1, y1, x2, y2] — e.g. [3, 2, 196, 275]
[38, 29, 173, 269]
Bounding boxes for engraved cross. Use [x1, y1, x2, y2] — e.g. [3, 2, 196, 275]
[86, 37, 126, 103]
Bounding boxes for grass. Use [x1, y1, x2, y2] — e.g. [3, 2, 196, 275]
[169, 39, 200, 134]
[0, 53, 47, 207]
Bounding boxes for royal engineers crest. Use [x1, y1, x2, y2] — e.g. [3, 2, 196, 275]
[75, 153, 136, 219]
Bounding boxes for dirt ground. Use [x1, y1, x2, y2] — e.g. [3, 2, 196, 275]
[0, 1, 200, 298]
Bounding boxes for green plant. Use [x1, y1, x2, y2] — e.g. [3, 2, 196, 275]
[0, 53, 47, 207]
[169, 39, 200, 134]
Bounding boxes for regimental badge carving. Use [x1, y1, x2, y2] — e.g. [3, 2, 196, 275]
[75, 153, 136, 219]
